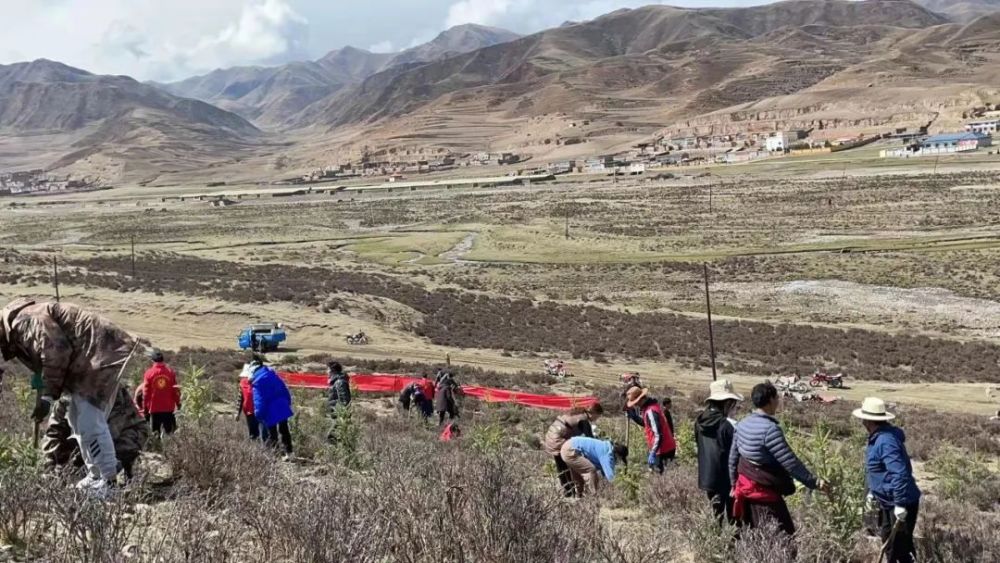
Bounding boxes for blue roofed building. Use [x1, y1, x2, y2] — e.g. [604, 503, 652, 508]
[882, 132, 992, 158]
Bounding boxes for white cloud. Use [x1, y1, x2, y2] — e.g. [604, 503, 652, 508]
[446, 0, 516, 27]
[369, 40, 396, 54]
[0, 0, 309, 81]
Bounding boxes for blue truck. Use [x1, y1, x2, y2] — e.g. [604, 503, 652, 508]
[238, 323, 287, 352]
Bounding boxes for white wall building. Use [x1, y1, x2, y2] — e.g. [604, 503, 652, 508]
[765, 132, 795, 152]
[966, 119, 1000, 135]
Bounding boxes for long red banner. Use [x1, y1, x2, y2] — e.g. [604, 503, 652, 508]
[278, 372, 599, 411]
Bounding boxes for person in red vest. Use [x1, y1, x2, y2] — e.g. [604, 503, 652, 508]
[235, 363, 260, 440]
[626, 386, 677, 474]
[139, 349, 181, 437]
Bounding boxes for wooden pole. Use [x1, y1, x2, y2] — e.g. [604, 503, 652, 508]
[564, 212, 569, 239]
[52, 257, 60, 302]
[130, 235, 136, 278]
[703, 263, 718, 381]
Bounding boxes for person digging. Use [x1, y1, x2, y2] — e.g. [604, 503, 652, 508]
[0, 298, 140, 496]
[853, 397, 921, 563]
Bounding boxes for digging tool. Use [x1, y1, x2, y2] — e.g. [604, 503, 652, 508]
[877, 517, 906, 563]
[30, 371, 44, 448]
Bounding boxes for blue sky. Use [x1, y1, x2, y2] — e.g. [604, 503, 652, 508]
[0, 0, 778, 81]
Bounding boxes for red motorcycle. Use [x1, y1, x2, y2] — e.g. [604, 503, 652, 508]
[809, 371, 845, 389]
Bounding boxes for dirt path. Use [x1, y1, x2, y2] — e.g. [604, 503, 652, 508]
[5, 283, 998, 416]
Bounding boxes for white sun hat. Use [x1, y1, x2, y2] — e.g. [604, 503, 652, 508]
[706, 379, 744, 402]
[852, 397, 896, 421]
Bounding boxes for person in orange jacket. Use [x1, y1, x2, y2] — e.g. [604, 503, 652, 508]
[138, 349, 181, 437]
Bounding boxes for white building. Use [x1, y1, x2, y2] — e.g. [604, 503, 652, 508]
[966, 119, 1000, 135]
[765, 132, 795, 152]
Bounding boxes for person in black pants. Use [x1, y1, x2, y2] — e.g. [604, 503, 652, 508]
[262, 422, 293, 455]
[695, 379, 744, 525]
[853, 397, 921, 563]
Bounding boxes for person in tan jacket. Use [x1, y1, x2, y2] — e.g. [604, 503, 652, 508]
[1, 299, 138, 495]
[542, 403, 603, 497]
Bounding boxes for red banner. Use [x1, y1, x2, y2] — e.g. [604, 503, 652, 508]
[278, 372, 598, 411]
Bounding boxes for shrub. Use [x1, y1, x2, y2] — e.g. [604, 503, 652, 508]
[179, 362, 213, 423]
[928, 446, 1000, 511]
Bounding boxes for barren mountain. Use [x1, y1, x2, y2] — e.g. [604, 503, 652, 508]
[916, 0, 1000, 22]
[0, 59, 261, 181]
[277, 0, 997, 165]
[163, 24, 520, 128]
[388, 24, 521, 67]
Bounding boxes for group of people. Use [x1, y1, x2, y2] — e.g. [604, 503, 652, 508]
[541, 372, 922, 563]
[397, 368, 461, 426]
[0, 298, 933, 561]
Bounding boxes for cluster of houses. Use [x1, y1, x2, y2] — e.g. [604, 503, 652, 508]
[0, 170, 92, 196]
[299, 151, 524, 184]
[881, 118, 998, 159]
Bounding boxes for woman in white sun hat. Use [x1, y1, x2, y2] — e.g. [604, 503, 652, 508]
[853, 397, 921, 563]
[695, 379, 743, 524]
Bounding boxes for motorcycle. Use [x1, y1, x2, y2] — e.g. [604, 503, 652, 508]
[346, 332, 370, 345]
[544, 359, 568, 379]
[809, 371, 845, 389]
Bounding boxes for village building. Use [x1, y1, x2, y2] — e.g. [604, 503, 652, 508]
[966, 119, 1000, 136]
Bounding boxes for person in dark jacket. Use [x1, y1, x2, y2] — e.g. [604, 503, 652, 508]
[853, 397, 921, 563]
[728, 381, 829, 536]
[661, 396, 675, 436]
[399, 379, 433, 419]
[434, 371, 460, 425]
[696, 379, 743, 524]
[620, 372, 644, 426]
[625, 387, 676, 473]
[249, 355, 294, 457]
[327, 361, 351, 416]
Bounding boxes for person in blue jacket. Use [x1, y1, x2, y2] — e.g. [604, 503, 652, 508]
[853, 397, 921, 563]
[249, 354, 294, 458]
[559, 436, 628, 496]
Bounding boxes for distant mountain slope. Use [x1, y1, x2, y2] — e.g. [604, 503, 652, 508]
[916, 0, 1000, 22]
[162, 24, 520, 128]
[0, 59, 261, 181]
[0, 59, 257, 135]
[287, 0, 950, 129]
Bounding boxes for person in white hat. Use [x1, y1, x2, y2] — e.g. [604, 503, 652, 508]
[695, 379, 743, 524]
[853, 397, 920, 563]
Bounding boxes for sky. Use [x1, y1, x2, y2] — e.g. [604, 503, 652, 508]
[0, 0, 778, 82]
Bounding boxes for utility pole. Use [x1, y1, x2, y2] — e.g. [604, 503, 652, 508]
[130, 235, 136, 278]
[709, 182, 714, 214]
[564, 211, 570, 239]
[52, 257, 60, 302]
[934, 155, 940, 175]
[703, 263, 718, 381]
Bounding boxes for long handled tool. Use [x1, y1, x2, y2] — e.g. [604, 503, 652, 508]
[877, 517, 906, 563]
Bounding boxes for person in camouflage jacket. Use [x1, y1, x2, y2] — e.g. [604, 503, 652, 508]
[1, 298, 138, 492]
[42, 385, 149, 479]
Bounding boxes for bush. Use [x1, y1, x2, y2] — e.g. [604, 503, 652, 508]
[928, 446, 1000, 511]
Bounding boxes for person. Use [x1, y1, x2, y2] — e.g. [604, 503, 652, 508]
[728, 381, 829, 536]
[661, 396, 675, 436]
[621, 372, 644, 426]
[559, 436, 628, 496]
[626, 387, 677, 473]
[696, 379, 744, 524]
[249, 355, 294, 457]
[399, 379, 433, 419]
[327, 361, 351, 416]
[43, 385, 149, 481]
[138, 349, 181, 438]
[235, 363, 260, 440]
[435, 371, 460, 426]
[0, 298, 138, 495]
[853, 397, 921, 563]
[542, 403, 604, 497]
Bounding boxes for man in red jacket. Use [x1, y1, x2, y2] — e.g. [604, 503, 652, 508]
[626, 386, 677, 474]
[139, 349, 181, 437]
